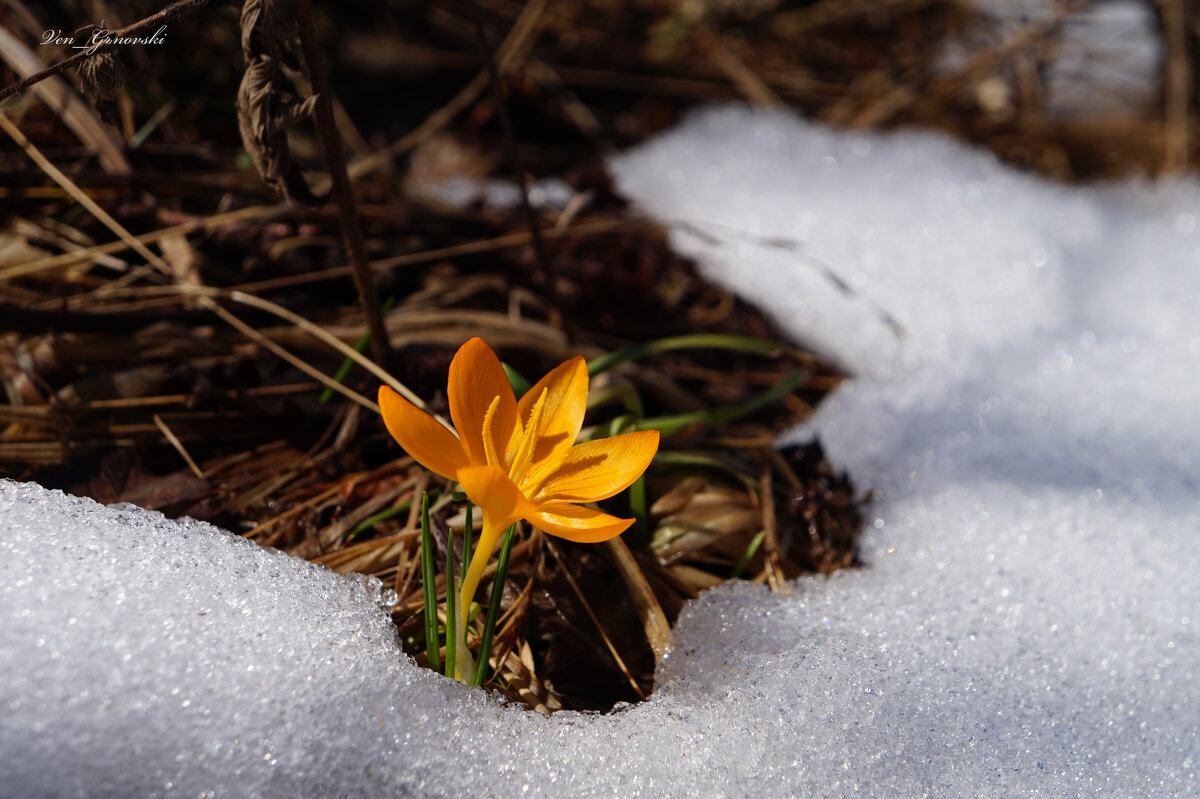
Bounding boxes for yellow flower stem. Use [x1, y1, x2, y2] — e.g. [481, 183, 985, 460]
[472, 522, 518, 687]
[463, 500, 475, 571]
[457, 511, 506, 640]
[453, 626, 476, 682]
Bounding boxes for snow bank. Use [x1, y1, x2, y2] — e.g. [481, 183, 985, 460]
[613, 106, 1200, 795]
[3, 106, 1197, 797]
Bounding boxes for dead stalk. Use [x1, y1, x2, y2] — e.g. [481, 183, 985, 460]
[0, 113, 171, 277]
[292, 0, 391, 365]
[546, 539, 646, 700]
[467, 0, 571, 340]
[152, 414, 204, 479]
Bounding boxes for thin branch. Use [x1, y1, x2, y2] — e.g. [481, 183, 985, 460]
[196, 296, 378, 413]
[545, 539, 646, 700]
[467, 0, 573, 341]
[0, 112, 171, 277]
[152, 414, 204, 479]
[340, 0, 545, 184]
[292, 0, 391, 365]
[0, 205, 280, 282]
[227, 290, 436, 417]
[0, 0, 209, 104]
[1161, 0, 1190, 173]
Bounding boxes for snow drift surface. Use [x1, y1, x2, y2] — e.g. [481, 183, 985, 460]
[2, 106, 1198, 797]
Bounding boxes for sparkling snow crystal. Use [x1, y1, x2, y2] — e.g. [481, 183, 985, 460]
[2, 106, 1198, 797]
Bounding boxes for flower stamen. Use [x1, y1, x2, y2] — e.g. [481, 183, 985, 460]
[509, 387, 548, 487]
[480, 395, 503, 468]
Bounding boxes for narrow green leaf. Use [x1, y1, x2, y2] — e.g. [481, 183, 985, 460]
[634, 371, 806, 436]
[626, 474, 649, 550]
[731, 529, 767, 580]
[587, 333, 783, 377]
[649, 452, 759, 492]
[419, 492, 440, 674]
[584, 380, 645, 416]
[575, 413, 636, 442]
[470, 523, 517, 687]
[444, 523, 458, 679]
[345, 498, 412, 542]
[502, 362, 532, 399]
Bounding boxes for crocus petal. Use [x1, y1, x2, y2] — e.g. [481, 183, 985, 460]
[516, 356, 588, 486]
[528, 502, 635, 543]
[448, 337, 519, 467]
[533, 429, 659, 503]
[456, 464, 537, 527]
[378, 386, 469, 480]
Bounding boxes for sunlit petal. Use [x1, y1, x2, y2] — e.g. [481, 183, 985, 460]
[457, 464, 537, 526]
[534, 430, 659, 503]
[378, 386, 469, 479]
[448, 337, 519, 467]
[528, 502, 635, 543]
[517, 356, 588, 486]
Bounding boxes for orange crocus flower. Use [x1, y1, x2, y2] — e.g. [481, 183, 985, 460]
[378, 337, 659, 640]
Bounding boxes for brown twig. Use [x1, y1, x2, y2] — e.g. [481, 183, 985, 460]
[152, 414, 204, 479]
[0, 0, 209, 105]
[545, 539, 646, 700]
[0, 112, 172, 277]
[602, 536, 673, 663]
[340, 0, 544, 185]
[695, 27, 781, 108]
[0, 205, 280, 282]
[0, 25, 130, 173]
[759, 463, 783, 591]
[466, 0, 573, 340]
[196, 296, 378, 413]
[241, 216, 633, 294]
[1160, 0, 1190, 173]
[291, 0, 391, 365]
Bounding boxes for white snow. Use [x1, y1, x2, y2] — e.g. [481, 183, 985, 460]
[3, 105, 1199, 797]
